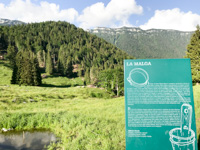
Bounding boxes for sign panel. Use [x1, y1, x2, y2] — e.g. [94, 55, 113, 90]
[124, 59, 197, 150]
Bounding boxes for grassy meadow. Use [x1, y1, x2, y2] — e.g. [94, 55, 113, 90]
[0, 60, 200, 149]
[0, 61, 125, 150]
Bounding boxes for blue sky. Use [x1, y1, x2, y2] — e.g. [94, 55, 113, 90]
[0, 0, 200, 31]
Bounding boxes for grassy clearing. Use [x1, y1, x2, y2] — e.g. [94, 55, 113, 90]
[0, 61, 124, 149]
[0, 60, 200, 149]
[0, 89, 125, 149]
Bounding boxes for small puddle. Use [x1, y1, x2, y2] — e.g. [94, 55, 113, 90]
[0, 129, 57, 150]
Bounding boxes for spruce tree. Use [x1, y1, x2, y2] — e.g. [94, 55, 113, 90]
[20, 52, 33, 85]
[15, 51, 23, 85]
[185, 25, 200, 83]
[46, 50, 53, 75]
[65, 61, 73, 77]
[11, 50, 42, 86]
[65, 56, 73, 77]
[57, 59, 64, 75]
[84, 68, 90, 85]
[57, 45, 66, 75]
[6, 45, 17, 67]
[32, 56, 42, 86]
[11, 63, 18, 84]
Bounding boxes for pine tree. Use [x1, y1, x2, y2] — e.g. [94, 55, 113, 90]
[15, 51, 23, 85]
[43, 50, 46, 68]
[65, 61, 73, 77]
[46, 50, 53, 75]
[57, 44, 66, 75]
[11, 63, 18, 84]
[11, 50, 42, 86]
[32, 56, 42, 85]
[84, 68, 90, 85]
[57, 59, 64, 74]
[20, 52, 33, 85]
[185, 25, 200, 83]
[65, 56, 73, 77]
[6, 45, 17, 67]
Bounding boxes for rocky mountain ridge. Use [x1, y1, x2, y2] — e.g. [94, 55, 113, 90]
[0, 18, 25, 26]
[88, 27, 194, 58]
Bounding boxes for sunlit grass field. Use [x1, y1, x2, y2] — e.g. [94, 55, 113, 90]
[0, 61, 125, 149]
[0, 60, 200, 149]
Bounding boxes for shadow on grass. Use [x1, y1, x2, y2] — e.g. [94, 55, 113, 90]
[42, 72, 78, 79]
[41, 83, 80, 88]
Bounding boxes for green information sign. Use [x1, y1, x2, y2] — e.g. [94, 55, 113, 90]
[124, 59, 197, 150]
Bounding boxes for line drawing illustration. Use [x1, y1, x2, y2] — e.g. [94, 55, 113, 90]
[172, 88, 187, 103]
[127, 68, 149, 87]
[169, 91, 196, 150]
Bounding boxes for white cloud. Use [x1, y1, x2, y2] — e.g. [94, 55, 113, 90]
[140, 8, 200, 31]
[77, 0, 143, 29]
[0, 0, 143, 29]
[0, 0, 78, 23]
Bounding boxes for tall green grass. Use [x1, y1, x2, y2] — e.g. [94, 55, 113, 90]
[0, 97, 125, 150]
[0, 61, 124, 149]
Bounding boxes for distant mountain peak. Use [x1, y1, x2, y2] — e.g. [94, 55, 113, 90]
[88, 27, 144, 35]
[0, 18, 25, 26]
[89, 26, 193, 34]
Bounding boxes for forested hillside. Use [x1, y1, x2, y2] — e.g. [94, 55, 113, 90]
[0, 21, 131, 76]
[0, 21, 132, 95]
[88, 27, 193, 59]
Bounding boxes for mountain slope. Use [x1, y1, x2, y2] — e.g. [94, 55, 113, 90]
[88, 27, 193, 59]
[0, 18, 25, 26]
[0, 21, 132, 75]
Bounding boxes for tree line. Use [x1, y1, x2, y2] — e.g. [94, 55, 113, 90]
[185, 25, 200, 84]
